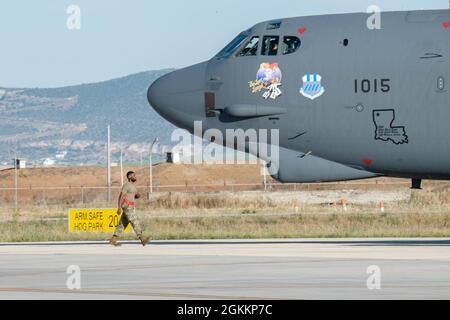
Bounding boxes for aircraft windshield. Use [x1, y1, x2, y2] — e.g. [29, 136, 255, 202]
[261, 36, 280, 56]
[216, 32, 249, 59]
[237, 36, 259, 57]
[282, 37, 301, 55]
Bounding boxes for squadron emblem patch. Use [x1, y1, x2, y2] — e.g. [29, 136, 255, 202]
[249, 63, 282, 100]
[300, 74, 325, 100]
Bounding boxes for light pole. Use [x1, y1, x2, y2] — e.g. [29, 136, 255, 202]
[120, 149, 124, 186]
[8, 148, 18, 212]
[14, 150, 18, 211]
[149, 138, 159, 194]
[107, 125, 112, 203]
[262, 161, 267, 191]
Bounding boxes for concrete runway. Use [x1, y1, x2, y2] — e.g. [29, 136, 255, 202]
[0, 239, 450, 300]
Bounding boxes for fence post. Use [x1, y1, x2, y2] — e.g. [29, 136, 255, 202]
[81, 185, 84, 205]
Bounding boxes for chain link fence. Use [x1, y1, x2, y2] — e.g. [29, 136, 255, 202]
[0, 179, 418, 209]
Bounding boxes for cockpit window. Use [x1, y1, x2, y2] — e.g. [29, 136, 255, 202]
[261, 36, 279, 56]
[216, 32, 249, 59]
[282, 36, 301, 55]
[237, 36, 259, 56]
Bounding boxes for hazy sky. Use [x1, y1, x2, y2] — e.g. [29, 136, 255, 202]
[0, 0, 447, 88]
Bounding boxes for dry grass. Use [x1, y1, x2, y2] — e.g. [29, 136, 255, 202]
[152, 192, 279, 210]
[1, 211, 450, 243]
[2, 184, 450, 242]
[2, 185, 450, 217]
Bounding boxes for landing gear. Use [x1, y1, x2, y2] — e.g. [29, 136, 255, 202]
[411, 179, 422, 190]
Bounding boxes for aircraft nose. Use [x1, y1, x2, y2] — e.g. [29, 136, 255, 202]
[147, 62, 207, 130]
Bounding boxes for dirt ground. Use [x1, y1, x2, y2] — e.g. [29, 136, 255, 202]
[0, 163, 423, 189]
[0, 163, 447, 207]
[0, 163, 263, 188]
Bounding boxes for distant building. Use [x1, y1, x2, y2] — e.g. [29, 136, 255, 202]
[55, 151, 67, 160]
[166, 152, 181, 164]
[12, 158, 26, 169]
[43, 158, 56, 167]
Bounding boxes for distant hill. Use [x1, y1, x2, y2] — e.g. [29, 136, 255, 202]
[0, 70, 177, 165]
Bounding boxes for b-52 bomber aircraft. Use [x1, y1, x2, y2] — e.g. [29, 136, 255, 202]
[148, 10, 450, 189]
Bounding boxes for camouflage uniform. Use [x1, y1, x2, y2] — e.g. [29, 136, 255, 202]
[113, 182, 143, 238]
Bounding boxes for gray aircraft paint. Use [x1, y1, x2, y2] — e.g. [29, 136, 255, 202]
[148, 10, 450, 183]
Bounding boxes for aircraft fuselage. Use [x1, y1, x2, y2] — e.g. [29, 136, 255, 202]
[148, 10, 450, 182]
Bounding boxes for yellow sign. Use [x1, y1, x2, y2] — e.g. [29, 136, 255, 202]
[69, 208, 133, 233]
